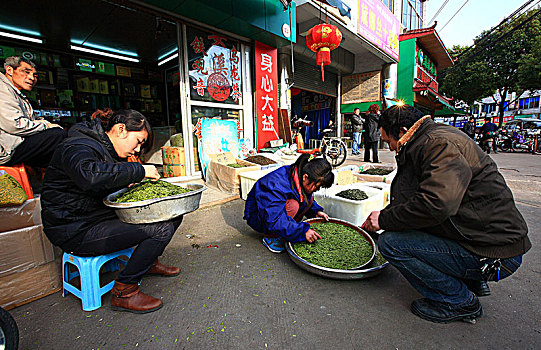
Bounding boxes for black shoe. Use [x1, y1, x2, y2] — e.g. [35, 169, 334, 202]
[464, 280, 491, 297]
[410, 296, 483, 324]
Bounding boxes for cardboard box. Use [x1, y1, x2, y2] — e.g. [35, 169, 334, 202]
[0, 197, 42, 232]
[0, 224, 55, 278]
[163, 164, 186, 178]
[354, 163, 397, 184]
[206, 154, 260, 194]
[0, 260, 61, 310]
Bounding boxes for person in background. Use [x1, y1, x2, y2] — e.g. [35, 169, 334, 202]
[350, 108, 364, 155]
[362, 105, 530, 324]
[479, 117, 499, 153]
[244, 154, 334, 253]
[0, 56, 66, 167]
[462, 116, 476, 139]
[41, 109, 182, 314]
[362, 104, 381, 163]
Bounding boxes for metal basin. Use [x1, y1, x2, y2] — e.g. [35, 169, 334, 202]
[103, 181, 206, 224]
[286, 218, 388, 280]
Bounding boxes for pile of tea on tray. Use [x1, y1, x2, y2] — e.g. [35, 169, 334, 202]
[114, 180, 190, 203]
[336, 189, 368, 201]
[292, 222, 373, 269]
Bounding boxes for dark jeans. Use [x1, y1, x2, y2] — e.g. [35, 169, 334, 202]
[363, 141, 379, 162]
[378, 230, 522, 305]
[68, 217, 183, 284]
[5, 128, 67, 168]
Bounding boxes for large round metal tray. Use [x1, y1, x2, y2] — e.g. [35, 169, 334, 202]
[103, 180, 206, 224]
[286, 218, 388, 280]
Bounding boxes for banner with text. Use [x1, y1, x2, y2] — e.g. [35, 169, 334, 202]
[255, 41, 279, 150]
[358, 0, 400, 61]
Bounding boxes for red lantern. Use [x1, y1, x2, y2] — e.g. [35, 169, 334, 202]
[305, 23, 342, 81]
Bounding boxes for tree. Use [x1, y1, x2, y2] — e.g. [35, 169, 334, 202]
[439, 8, 541, 126]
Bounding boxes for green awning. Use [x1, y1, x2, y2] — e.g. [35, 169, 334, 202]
[427, 90, 453, 110]
[340, 101, 383, 113]
[434, 107, 468, 116]
[139, 0, 296, 48]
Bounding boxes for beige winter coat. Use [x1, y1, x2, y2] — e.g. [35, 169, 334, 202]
[0, 73, 48, 164]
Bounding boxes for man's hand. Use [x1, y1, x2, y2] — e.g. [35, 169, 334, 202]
[42, 120, 62, 129]
[142, 165, 160, 181]
[361, 211, 381, 232]
[305, 229, 322, 243]
[316, 211, 329, 221]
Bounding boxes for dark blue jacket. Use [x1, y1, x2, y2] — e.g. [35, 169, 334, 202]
[480, 122, 498, 135]
[243, 165, 323, 243]
[41, 119, 145, 250]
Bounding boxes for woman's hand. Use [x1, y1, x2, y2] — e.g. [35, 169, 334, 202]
[361, 211, 381, 232]
[305, 229, 321, 243]
[142, 165, 160, 181]
[316, 211, 329, 221]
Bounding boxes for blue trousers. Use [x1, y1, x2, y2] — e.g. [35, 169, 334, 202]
[378, 230, 522, 305]
[352, 132, 362, 154]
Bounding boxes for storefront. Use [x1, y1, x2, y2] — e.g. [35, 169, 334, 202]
[1, 0, 294, 177]
[291, 0, 400, 140]
[396, 27, 454, 115]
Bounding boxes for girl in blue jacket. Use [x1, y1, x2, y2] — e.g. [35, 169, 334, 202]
[243, 154, 334, 253]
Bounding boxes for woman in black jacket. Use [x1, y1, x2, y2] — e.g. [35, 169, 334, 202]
[362, 104, 381, 162]
[41, 109, 182, 314]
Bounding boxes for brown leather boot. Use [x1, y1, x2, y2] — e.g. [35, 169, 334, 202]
[146, 259, 181, 277]
[110, 281, 163, 314]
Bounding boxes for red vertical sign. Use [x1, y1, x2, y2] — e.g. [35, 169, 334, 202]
[255, 41, 278, 150]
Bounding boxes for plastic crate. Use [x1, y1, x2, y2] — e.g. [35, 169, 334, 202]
[239, 169, 275, 200]
[314, 184, 385, 227]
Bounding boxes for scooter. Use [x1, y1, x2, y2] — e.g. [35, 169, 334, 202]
[480, 131, 497, 154]
[0, 306, 19, 349]
[511, 132, 534, 152]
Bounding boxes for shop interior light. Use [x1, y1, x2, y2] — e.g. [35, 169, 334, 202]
[158, 48, 178, 61]
[157, 53, 178, 66]
[70, 45, 140, 63]
[0, 31, 42, 44]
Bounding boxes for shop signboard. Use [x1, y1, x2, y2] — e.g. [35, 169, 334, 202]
[341, 71, 381, 104]
[357, 0, 400, 61]
[187, 26, 242, 105]
[255, 41, 279, 150]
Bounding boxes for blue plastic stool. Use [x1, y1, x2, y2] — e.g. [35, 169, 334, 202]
[62, 248, 134, 311]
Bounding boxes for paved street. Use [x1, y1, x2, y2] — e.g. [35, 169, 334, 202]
[10, 150, 541, 349]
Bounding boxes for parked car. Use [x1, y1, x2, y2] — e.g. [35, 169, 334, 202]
[501, 118, 541, 135]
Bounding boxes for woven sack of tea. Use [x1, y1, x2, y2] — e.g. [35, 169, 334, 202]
[0, 174, 28, 207]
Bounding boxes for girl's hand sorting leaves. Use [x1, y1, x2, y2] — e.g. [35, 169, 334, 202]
[305, 229, 322, 243]
[361, 211, 381, 232]
[142, 165, 160, 181]
[316, 211, 329, 221]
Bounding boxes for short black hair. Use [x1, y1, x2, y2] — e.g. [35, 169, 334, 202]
[291, 154, 334, 189]
[379, 105, 425, 139]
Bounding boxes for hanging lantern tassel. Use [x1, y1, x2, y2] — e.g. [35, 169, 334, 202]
[306, 24, 342, 82]
[316, 47, 331, 81]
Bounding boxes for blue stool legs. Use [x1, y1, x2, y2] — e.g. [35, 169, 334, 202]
[62, 248, 134, 311]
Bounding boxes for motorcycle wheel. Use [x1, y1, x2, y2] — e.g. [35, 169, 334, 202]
[0, 307, 19, 350]
[322, 139, 347, 167]
[499, 140, 511, 152]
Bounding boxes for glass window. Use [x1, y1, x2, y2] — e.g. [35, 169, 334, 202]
[402, 0, 409, 27]
[382, 0, 393, 12]
[186, 26, 242, 105]
[530, 96, 540, 108]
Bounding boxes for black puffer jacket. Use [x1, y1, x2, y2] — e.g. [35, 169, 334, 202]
[362, 113, 380, 142]
[379, 118, 531, 259]
[41, 119, 145, 251]
[351, 113, 364, 133]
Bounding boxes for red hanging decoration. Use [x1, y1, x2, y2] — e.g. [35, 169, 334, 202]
[305, 23, 342, 82]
